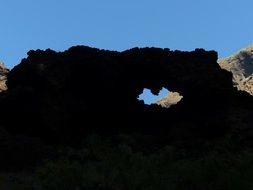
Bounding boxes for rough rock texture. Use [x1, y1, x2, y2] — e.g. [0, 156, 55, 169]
[0, 62, 9, 92]
[218, 45, 253, 95]
[0, 46, 252, 146]
[156, 92, 183, 108]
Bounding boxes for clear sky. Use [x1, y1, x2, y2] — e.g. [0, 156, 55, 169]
[1, 0, 253, 103]
[1, 0, 253, 69]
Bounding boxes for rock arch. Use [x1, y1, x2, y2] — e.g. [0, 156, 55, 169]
[0, 46, 237, 143]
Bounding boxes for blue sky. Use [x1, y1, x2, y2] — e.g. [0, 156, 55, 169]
[138, 88, 169, 105]
[1, 0, 253, 103]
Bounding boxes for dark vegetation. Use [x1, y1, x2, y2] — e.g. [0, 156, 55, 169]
[1, 46, 253, 189]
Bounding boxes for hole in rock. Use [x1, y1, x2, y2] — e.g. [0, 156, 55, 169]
[138, 87, 183, 108]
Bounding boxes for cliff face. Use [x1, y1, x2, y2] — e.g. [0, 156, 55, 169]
[218, 45, 253, 95]
[0, 46, 250, 145]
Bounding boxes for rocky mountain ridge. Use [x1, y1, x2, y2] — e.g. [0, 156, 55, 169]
[218, 45, 253, 95]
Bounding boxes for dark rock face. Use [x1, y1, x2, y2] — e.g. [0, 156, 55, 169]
[0, 46, 247, 145]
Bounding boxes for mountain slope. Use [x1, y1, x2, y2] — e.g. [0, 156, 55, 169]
[156, 91, 183, 108]
[218, 45, 253, 95]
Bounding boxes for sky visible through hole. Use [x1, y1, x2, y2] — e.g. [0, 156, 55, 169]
[138, 88, 169, 105]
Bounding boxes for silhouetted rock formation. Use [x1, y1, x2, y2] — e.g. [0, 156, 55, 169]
[0, 46, 251, 146]
[219, 45, 253, 95]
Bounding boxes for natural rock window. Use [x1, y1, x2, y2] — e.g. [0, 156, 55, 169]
[138, 87, 183, 108]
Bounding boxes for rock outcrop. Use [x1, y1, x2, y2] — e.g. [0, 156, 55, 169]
[0, 46, 251, 146]
[156, 92, 183, 108]
[218, 45, 253, 95]
[0, 61, 9, 92]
